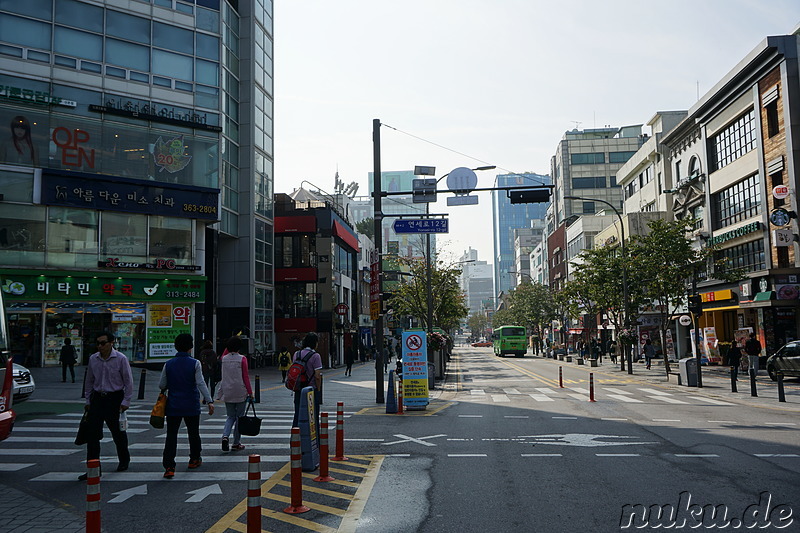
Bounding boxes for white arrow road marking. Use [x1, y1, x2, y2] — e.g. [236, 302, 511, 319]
[519, 434, 659, 447]
[186, 484, 222, 503]
[108, 484, 148, 503]
[382, 434, 446, 446]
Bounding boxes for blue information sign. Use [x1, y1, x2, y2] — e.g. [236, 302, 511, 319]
[392, 218, 449, 234]
[401, 331, 429, 410]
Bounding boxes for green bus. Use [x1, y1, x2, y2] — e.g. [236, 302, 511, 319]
[493, 326, 527, 357]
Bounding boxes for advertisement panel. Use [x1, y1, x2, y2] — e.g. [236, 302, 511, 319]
[147, 304, 192, 359]
[401, 331, 429, 409]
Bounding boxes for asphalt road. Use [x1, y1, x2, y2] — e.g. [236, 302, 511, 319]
[2, 348, 799, 532]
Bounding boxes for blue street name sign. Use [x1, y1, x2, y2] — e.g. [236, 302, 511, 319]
[392, 218, 449, 234]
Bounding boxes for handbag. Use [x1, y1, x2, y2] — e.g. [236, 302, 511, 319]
[238, 398, 262, 436]
[149, 392, 167, 429]
[74, 410, 96, 446]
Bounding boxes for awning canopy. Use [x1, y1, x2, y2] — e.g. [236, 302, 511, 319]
[333, 220, 360, 252]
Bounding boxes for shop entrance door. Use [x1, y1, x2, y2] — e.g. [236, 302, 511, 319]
[7, 312, 41, 367]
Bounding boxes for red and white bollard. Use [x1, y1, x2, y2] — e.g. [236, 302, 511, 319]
[559, 366, 564, 388]
[313, 412, 334, 482]
[397, 377, 404, 415]
[332, 401, 349, 461]
[283, 428, 310, 514]
[85, 459, 101, 533]
[247, 455, 262, 531]
[589, 373, 596, 402]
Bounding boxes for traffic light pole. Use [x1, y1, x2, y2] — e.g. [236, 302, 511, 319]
[372, 119, 384, 403]
[691, 274, 703, 388]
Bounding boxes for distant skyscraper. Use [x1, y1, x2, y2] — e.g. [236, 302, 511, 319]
[458, 248, 493, 316]
[492, 173, 551, 297]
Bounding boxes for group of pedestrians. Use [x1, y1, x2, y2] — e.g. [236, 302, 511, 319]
[78, 332, 255, 480]
[727, 332, 763, 380]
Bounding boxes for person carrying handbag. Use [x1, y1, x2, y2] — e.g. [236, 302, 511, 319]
[217, 336, 253, 452]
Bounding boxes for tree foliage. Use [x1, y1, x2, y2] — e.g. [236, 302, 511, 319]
[355, 218, 374, 241]
[491, 282, 557, 337]
[467, 312, 489, 338]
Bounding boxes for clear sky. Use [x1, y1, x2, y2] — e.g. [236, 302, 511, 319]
[274, 1, 800, 264]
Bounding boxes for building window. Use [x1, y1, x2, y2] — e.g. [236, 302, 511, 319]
[625, 179, 638, 199]
[711, 174, 761, 229]
[47, 207, 99, 268]
[638, 165, 653, 188]
[100, 212, 147, 262]
[609, 151, 636, 164]
[714, 239, 765, 274]
[691, 205, 704, 231]
[0, 204, 45, 266]
[688, 156, 701, 177]
[276, 283, 319, 319]
[582, 201, 595, 214]
[572, 177, 605, 189]
[766, 101, 779, 137]
[710, 109, 756, 172]
[148, 216, 192, 263]
[570, 152, 604, 165]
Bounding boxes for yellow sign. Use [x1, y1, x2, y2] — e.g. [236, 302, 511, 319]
[148, 304, 172, 327]
[403, 378, 428, 400]
[370, 300, 380, 320]
[701, 289, 733, 303]
[306, 389, 316, 442]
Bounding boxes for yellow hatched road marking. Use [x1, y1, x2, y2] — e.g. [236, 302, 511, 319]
[262, 508, 338, 533]
[263, 492, 348, 516]
[275, 479, 356, 500]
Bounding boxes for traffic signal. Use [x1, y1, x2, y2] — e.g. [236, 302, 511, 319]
[688, 295, 702, 316]
[509, 189, 551, 204]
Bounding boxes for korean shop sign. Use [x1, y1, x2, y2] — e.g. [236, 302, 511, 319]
[41, 169, 219, 220]
[0, 272, 205, 302]
[147, 303, 192, 359]
[0, 84, 76, 107]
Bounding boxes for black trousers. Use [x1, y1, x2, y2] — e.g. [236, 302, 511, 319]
[86, 390, 130, 466]
[62, 362, 75, 382]
[163, 415, 201, 469]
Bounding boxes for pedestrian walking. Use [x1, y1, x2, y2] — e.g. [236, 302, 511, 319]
[744, 332, 762, 377]
[344, 344, 355, 376]
[642, 339, 656, 369]
[59, 337, 77, 383]
[607, 339, 617, 364]
[79, 331, 133, 480]
[727, 340, 742, 381]
[291, 332, 322, 428]
[198, 339, 218, 395]
[217, 336, 252, 452]
[278, 346, 292, 382]
[159, 333, 214, 479]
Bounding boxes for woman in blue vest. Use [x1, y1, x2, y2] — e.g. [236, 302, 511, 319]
[159, 333, 214, 478]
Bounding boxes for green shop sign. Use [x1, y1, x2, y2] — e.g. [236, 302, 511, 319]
[0, 271, 205, 302]
[707, 222, 761, 247]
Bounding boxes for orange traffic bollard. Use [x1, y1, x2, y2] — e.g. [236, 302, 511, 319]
[85, 459, 101, 533]
[332, 401, 349, 461]
[247, 455, 262, 532]
[284, 428, 310, 514]
[313, 412, 334, 482]
[559, 366, 564, 388]
[397, 377, 404, 415]
[589, 373, 596, 402]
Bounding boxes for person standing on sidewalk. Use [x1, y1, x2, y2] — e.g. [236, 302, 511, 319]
[159, 333, 214, 479]
[642, 339, 656, 370]
[344, 344, 355, 376]
[79, 331, 133, 480]
[278, 347, 291, 383]
[217, 335, 252, 452]
[744, 332, 762, 377]
[727, 339, 742, 381]
[60, 338, 77, 383]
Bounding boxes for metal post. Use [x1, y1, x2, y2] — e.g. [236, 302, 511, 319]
[731, 367, 738, 393]
[254, 375, 260, 404]
[372, 118, 384, 403]
[749, 369, 758, 397]
[778, 371, 786, 402]
[137, 368, 146, 400]
[691, 273, 703, 388]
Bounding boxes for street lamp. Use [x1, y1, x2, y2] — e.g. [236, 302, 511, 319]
[508, 270, 533, 285]
[564, 195, 633, 374]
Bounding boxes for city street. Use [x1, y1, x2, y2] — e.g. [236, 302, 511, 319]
[2, 346, 799, 532]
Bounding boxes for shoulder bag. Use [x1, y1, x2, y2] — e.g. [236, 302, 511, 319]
[238, 398, 262, 436]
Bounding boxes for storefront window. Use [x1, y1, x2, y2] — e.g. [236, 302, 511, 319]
[101, 212, 147, 262]
[0, 204, 45, 266]
[0, 168, 34, 202]
[149, 216, 192, 263]
[47, 207, 98, 268]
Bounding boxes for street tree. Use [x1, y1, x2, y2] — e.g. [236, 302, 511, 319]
[467, 312, 488, 340]
[355, 218, 374, 241]
[506, 282, 557, 351]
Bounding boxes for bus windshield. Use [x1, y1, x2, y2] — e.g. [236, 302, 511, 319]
[502, 327, 525, 337]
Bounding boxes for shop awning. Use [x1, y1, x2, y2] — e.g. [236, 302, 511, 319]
[333, 220, 360, 252]
[754, 291, 775, 301]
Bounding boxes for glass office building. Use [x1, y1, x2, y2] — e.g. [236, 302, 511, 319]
[0, 0, 274, 363]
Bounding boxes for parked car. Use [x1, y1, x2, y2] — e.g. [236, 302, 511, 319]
[471, 341, 492, 347]
[11, 363, 34, 402]
[766, 340, 800, 381]
[0, 356, 15, 442]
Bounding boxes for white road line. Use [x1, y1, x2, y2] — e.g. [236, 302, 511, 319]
[10, 427, 148, 434]
[345, 438, 385, 442]
[648, 396, 689, 404]
[155, 434, 287, 440]
[566, 393, 588, 401]
[638, 388, 671, 396]
[503, 388, 522, 395]
[491, 395, 511, 403]
[686, 396, 732, 405]
[385, 454, 411, 457]
[753, 454, 799, 458]
[601, 418, 628, 421]
[606, 394, 643, 403]
[603, 388, 632, 395]
[31, 471, 277, 482]
[130, 443, 286, 450]
[596, 454, 639, 457]
[552, 416, 577, 420]
[0, 463, 34, 471]
[674, 454, 719, 458]
[447, 454, 487, 457]
[504, 416, 529, 419]
[568, 387, 589, 395]
[469, 390, 486, 396]
[104, 455, 288, 463]
[529, 394, 555, 402]
[707, 420, 737, 424]
[652, 419, 681, 422]
[521, 454, 563, 457]
[0, 449, 81, 455]
[764, 422, 797, 426]
[534, 388, 559, 396]
[5, 437, 114, 444]
[458, 415, 483, 418]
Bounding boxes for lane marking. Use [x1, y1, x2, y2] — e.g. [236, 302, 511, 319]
[32, 471, 277, 482]
[764, 422, 797, 426]
[686, 396, 732, 405]
[0, 463, 34, 471]
[707, 420, 737, 424]
[105, 455, 289, 463]
[529, 394, 555, 402]
[596, 454, 639, 457]
[382, 434, 446, 447]
[753, 454, 799, 458]
[674, 454, 719, 458]
[504, 416, 529, 419]
[606, 394, 643, 403]
[653, 419, 681, 422]
[568, 387, 588, 395]
[601, 418, 628, 421]
[566, 393, 587, 401]
[8, 427, 147, 434]
[458, 415, 483, 418]
[345, 438, 385, 442]
[534, 388, 559, 396]
[491, 395, 511, 403]
[470, 390, 486, 396]
[503, 388, 522, 395]
[0, 448, 81, 455]
[552, 416, 577, 420]
[638, 388, 670, 396]
[447, 454, 487, 457]
[521, 454, 562, 457]
[603, 388, 633, 395]
[648, 396, 689, 404]
[130, 443, 285, 450]
[385, 454, 411, 457]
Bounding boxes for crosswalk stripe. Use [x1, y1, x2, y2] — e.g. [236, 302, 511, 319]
[502, 388, 522, 395]
[0, 463, 35, 471]
[648, 396, 689, 404]
[102, 455, 289, 463]
[534, 388, 559, 395]
[470, 390, 486, 395]
[5, 436, 115, 444]
[568, 387, 588, 395]
[154, 434, 288, 439]
[10, 427, 148, 434]
[638, 388, 671, 396]
[0, 449, 82, 455]
[529, 394, 554, 402]
[129, 443, 287, 450]
[30, 471, 277, 482]
[686, 396, 732, 405]
[566, 393, 587, 401]
[606, 394, 643, 403]
[602, 388, 633, 395]
[491, 395, 510, 403]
